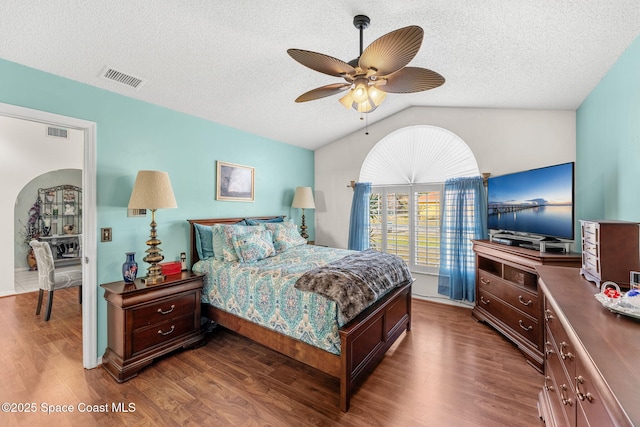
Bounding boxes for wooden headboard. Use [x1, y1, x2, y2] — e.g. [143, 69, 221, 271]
[186, 216, 283, 266]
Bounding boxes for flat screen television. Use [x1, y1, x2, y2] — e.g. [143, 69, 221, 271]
[487, 162, 575, 240]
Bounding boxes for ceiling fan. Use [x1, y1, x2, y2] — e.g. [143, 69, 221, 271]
[287, 15, 445, 114]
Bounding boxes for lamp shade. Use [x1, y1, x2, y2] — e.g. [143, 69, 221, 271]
[291, 186, 315, 209]
[128, 170, 178, 209]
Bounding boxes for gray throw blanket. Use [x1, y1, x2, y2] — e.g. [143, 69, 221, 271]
[295, 249, 412, 323]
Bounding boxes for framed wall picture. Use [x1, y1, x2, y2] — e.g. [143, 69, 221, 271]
[216, 161, 255, 202]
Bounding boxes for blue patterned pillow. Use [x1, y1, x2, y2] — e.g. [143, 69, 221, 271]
[265, 221, 307, 253]
[194, 223, 214, 259]
[213, 224, 266, 262]
[233, 230, 275, 263]
[210, 220, 248, 261]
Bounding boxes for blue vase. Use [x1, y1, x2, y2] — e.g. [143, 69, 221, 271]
[122, 252, 138, 283]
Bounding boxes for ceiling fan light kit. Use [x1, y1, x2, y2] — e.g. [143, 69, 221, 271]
[288, 14, 445, 114]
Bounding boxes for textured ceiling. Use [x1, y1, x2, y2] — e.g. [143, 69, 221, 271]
[1, 1, 639, 150]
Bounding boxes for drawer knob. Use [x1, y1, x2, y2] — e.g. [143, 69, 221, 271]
[544, 309, 554, 322]
[158, 325, 176, 336]
[560, 342, 574, 361]
[480, 277, 490, 285]
[518, 319, 533, 331]
[518, 296, 532, 306]
[575, 376, 594, 402]
[157, 304, 176, 315]
[480, 296, 490, 305]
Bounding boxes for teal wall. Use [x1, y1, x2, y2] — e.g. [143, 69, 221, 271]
[577, 35, 640, 224]
[0, 58, 314, 355]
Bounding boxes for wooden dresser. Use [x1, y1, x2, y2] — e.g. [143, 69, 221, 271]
[472, 240, 581, 372]
[101, 272, 205, 382]
[580, 219, 640, 288]
[537, 265, 638, 426]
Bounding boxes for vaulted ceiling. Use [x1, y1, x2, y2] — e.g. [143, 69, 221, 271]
[1, 1, 639, 150]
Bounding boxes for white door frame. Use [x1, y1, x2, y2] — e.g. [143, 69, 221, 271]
[1, 102, 98, 369]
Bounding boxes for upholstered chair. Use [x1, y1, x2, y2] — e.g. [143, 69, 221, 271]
[29, 240, 82, 321]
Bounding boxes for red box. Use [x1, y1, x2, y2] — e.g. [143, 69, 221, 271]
[160, 261, 182, 276]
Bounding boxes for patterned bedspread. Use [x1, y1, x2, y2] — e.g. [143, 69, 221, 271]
[193, 245, 356, 355]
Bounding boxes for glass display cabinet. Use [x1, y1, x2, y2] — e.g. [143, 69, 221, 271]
[37, 185, 82, 266]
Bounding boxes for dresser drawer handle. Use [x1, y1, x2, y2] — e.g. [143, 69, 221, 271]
[518, 320, 533, 331]
[544, 309, 554, 322]
[480, 277, 490, 285]
[545, 341, 555, 358]
[480, 296, 490, 305]
[157, 304, 175, 315]
[560, 342, 574, 361]
[518, 296, 532, 306]
[575, 376, 594, 402]
[157, 325, 175, 336]
[560, 384, 573, 406]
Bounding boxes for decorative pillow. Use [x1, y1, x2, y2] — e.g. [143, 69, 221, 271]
[194, 223, 214, 260]
[210, 220, 248, 261]
[244, 216, 285, 225]
[265, 221, 307, 253]
[232, 230, 275, 263]
[213, 224, 265, 262]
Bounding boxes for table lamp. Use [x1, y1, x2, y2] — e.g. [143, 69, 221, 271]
[128, 170, 177, 284]
[291, 186, 315, 239]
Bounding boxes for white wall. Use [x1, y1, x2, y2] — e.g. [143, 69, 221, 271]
[0, 116, 83, 296]
[314, 106, 576, 303]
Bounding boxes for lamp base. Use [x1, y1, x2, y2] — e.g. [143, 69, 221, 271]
[300, 210, 309, 240]
[141, 274, 165, 285]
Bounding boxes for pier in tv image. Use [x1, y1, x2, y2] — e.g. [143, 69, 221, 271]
[487, 162, 575, 240]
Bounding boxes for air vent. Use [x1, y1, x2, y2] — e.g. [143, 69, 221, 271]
[100, 66, 145, 89]
[47, 126, 68, 139]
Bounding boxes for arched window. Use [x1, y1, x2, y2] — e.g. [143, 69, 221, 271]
[359, 125, 479, 273]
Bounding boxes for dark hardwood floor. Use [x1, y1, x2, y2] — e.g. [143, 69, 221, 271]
[0, 288, 544, 426]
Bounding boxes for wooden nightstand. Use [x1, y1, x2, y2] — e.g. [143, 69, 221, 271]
[101, 272, 205, 382]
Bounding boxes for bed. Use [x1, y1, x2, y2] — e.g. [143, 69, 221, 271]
[187, 216, 413, 411]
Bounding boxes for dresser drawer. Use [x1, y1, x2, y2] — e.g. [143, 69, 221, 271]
[546, 342, 576, 426]
[581, 254, 601, 278]
[575, 356, 615, 427]
[478, 288, 540, 347]
[131, 292, 197, 329]
[478, 271, 539, 318]
[544, 303, 576, 381]
[581, 221, 599, 242]
[131, 314, 195, 355]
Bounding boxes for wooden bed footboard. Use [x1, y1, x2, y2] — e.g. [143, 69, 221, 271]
[204, 280, 412, 411]
[188, 217, 412, 411]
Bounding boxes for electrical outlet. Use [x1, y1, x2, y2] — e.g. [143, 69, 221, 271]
[101, 228, 112, 242]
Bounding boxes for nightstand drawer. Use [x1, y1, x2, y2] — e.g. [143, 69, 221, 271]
[131, 292, 197, 329]
[132, 314, 195, 355]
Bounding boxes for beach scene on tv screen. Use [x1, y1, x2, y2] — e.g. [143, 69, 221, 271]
[488, 163, 573, 238]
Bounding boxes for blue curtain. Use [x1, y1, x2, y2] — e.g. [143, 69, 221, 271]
[348, 182, 372, 251]
[438, 176, 488, 302]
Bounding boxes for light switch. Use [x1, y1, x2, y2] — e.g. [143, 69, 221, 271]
[101, 228, 112, 242]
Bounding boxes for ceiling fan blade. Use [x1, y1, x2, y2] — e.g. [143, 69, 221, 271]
[359, 26, 424, 77]
[380, 67, 445, 93]
[295, 83, 351, 103]
[287, 49, 356, 78]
